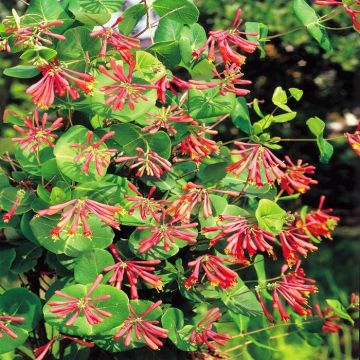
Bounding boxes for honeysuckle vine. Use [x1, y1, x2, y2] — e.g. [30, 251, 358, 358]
[0, 0, 359, 358]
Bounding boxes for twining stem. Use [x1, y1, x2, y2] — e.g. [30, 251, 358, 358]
[143, 0, 154, 44]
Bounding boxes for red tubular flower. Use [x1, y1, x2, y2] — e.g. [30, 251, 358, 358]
[26, 59, 95, 108]
[227, 141, 286, 186]
[48, 275, 111, 326]
[193, 9, 258, 65]
[89, 16, 140, 60]
[2, 189, 26, 223]
[125, 183, 164, 222]
[314, 304, 342, 333]
[0, 315, 25, 339]
[34, 335, 94, 360]
[314, 1, 360, 30]
[154, 74, 217, 103]
[350, 292, 360, 309]
[36, 198, 123, 238]
[136, 214, 198, 253]
[142, 105, 197, 135]
[189, 308, 231, 351]
[179, 125, 219, 163]
[184, 254, 238, 289]
[280, 156, 318, 194]
[72, 130, 117, 176]
[104, 244, 163, 299]
[115, 147, 171, 178]
[304, 196, 339, 239]
[113, 301, 168, 350]
[12, 111, 63, 153]
[167, 182, 239, 223]
[257, 262, 317, 322]
[98, 59, 156, 111]
[279, 223, 318, 267]
[345, 122, 360, 156]
[7, 20, 65, 47]
[212, 63, 251, 96]
[204, 214, 275, 262]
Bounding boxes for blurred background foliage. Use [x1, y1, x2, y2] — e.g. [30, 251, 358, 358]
[0, 0, 359, 359]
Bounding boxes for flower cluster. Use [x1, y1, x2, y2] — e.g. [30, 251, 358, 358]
[48, 275, 111, 325]
[113, 301, 168, 350]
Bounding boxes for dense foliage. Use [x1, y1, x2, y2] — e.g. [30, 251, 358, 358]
[0, 0, 359, 359]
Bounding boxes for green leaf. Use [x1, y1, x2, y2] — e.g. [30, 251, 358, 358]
[20, 47, 57, 63]
[220, 280, 263, 316]
[111, 123, 171, 159]
[245, 22, 268, 58]
[289, 87, 304, 101]
[0, 249, 16, 276]
[292, 0, 332, 52]
[326, 299, 354, 325]
[231, 97, 252, 135]
[148, 41, 181, 68]
[79, 0, 125, 14]
[161, 308, 194, 351]
[155, 18, 183, 42]
[118, 4, 146, 35]
[44, 283, 129, 336]
[11, 242, 42, 273]
[74, 249, 114, 284]
[179, 23, 207, 64]
[0, 187, 35, 215]
[56, 27, 102, 71]
[255, 199, 287, 235]
[0, 288, 41, 330]
[54, 125, 110, 183]
[135, 51, 167, 83]
[188, 88, 236, 120]
[30, 214, 114, 257]
[68, 0, 112, 26]
[271, 112, 297, 123]
[25, 0, 74, 33]
[272, 86, 292, 112]
[152, 0, 199, 24]
[3, 65, 40, 79]
[306, 117, 334, 163]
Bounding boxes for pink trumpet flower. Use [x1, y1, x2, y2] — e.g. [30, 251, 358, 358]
[36, 198, 123, 238]
[179, 126, 219, 163]
[136, 213, 198, 253]
[72, 130, 117, 176]
[313, 304, 342, 333]
[142, 104, 197, 135]
[279, 223, 318, 267]
[125, 183, 164, 222]
[0, 37, 11, 52]
[203, 214, 275, 262]
[0, 315, 25, 339]
[34, 335, 94, 360]
[6, 20, 65, 47]
[227, 141, 286, 186]
[280, 156, 318, 194]
[113, 301, 168, 350]
[345, 121, 360, 156]
[167, 182, 240, 223]
[256, 262, 318, 322]
[314, 1, 360, 30]
[2, 189, 26, 223]
[184, 254, 238, 289]
[12, 111, 63, 153]
[303, 196, 339, 240]
[115, 147, 171, 178]
[90, 16, 140, 60]
[105, 244, 163, 299]
[154, 73, 217, 103]
[98, 59, 156, 111]
[193, 9, 258, 65]
[48, 275, 112, 326]
[26, 59, 95, 108]
[189, 308, 231, 351]
[212, 63, 252, 96]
